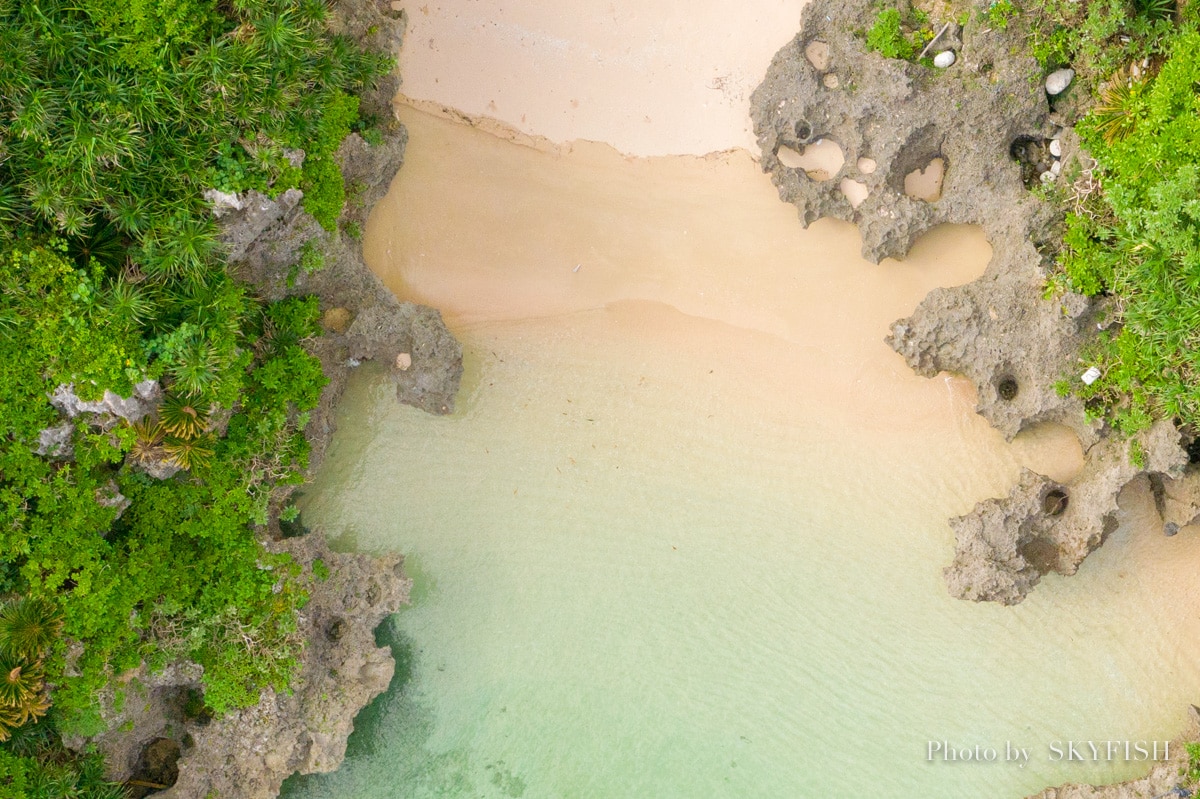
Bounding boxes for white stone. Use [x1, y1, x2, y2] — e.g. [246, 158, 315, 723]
[933, 50, 956, 68]
[395, 352, 412, 370]
[1040, 171, 1056, 183]
[203, 188, 243, 218]
[1050, 160, 1061, 175]
[1049, 138, 1062, 157]
[1081, 366, 1102, 385]
[1045, 68, 1075, 96]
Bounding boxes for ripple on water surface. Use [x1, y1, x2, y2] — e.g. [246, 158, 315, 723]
[283, 308, 1200, 799]
[283, 109, 1200, 799]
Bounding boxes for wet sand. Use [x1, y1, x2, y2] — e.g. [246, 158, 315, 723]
[368, 108, 990, 389]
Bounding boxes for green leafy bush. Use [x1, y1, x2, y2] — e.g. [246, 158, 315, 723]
[1054, 28, 1200, 432]
[0, 0, 385, 762]
[301, 91, 361, 230]
[986, 0, 1017, 29]
[866, 9, 916, 59]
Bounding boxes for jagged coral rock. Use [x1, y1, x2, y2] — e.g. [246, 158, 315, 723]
[752, 0, 1200, 604]
[945, 417, 1187, 604]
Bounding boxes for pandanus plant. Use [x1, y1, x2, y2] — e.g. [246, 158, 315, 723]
[1092, 66, 1149, 144]
[0, 597, 62, 740]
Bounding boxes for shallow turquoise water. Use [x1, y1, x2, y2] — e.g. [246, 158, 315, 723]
[284, 304, 1200, 799]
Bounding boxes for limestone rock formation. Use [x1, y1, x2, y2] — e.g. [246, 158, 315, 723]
[218, 125, 463, 466]
[752, 0, 1200, 604]
[946, 420, 1186, 604]
[91, 534, 408, 799]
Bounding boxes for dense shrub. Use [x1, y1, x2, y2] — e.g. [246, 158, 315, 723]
[0, 0, 382, 766]
[1054, 28, 1200, 431]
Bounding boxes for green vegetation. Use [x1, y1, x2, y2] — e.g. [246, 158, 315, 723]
[0, 0, 391, 779]
[863, 6, 940, 63]
[1022, 0, 1176, 76]
[0, 719, 126, 798]
[866, 8, 917, 58]
[1048, 20, 1200, 434]
[985, 0, 1017, 29]
[1188, 741, 1200, 782]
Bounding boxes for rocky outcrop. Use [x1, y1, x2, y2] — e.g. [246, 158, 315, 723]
[81, 2, 462, 795]
[751, 0, 1095, 445]
[91, 535, 408, 799]
[37, 381, 163, 457]
[751, 0, 1200, 604]
[220, 130, 462, 475]
[946, 421, 1187, 604]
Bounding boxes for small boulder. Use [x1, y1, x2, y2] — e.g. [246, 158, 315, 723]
[1045, 68, 1075, 96]
[933, 50, 956, 68]
[203, 189, 243, 218]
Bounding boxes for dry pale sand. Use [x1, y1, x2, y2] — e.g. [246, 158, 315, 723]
[395, 0, 809, 156]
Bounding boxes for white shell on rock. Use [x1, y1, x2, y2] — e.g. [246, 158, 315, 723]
[1050, 160, 1061, 175]
[1045, 68, 1075, 95]
[933, 50, 956, 68]
[1049, 139, 1062, 157]
[1040, 171, 1056, 183]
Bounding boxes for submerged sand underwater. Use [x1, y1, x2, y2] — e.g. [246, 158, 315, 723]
[283, 4, 1200, 796]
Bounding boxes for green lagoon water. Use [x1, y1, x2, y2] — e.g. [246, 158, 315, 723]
[283, 301, 1200, 799]
[282, 104, 1200, 799]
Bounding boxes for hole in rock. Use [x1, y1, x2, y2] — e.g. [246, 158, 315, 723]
[903, 157, 945, 202]
[793, 119, 814, 143]
[889, 125, 947, 200]
[129, 737, 181, 798]
[805, 40, 830, 71]
[1010, 422, 1085, 484]
[1009, 135, 1054, 189]
[1042, 489, 1069, 516]
[997, 375, 1019, 401]
[1020, 537, 1058, 572]
[857, 157, 877, 174]
[327, 617, 347, 642]
[1188, 436, 1200, 464]
[839, 178, 869, 209]
[777, 139, 844, 181]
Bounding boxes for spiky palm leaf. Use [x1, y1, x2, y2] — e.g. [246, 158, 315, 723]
[68, 220, 126, 271]
[104, 274, 155, 327]
[0, 657, 44, 711]
[1135, 0, 1175, 21]
[0, 701, 23, 742]
[169, 339, 222, 397]
[159, 394, 209, 440]
[0, 598, 62, 662]
[128, 417, 165, 463]
[163, 435, 214, 471]
[1092, 67, 1148, 144]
